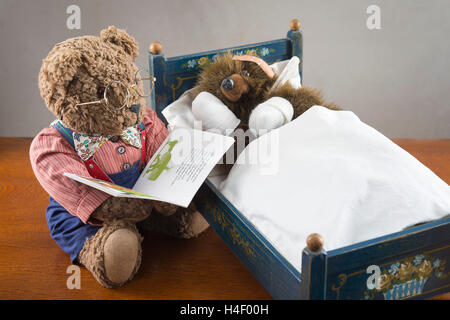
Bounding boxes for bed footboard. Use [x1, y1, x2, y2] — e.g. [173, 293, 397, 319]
[303, 218, 450, 300]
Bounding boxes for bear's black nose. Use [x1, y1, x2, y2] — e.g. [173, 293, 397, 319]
[129, 104, 141, 124]
[221, 77, 234, 91]
[129, 104, 141, 114]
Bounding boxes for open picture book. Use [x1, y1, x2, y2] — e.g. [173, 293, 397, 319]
[65, 127, 234, 207]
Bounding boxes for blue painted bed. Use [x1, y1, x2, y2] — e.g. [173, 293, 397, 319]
[146, 20, 450, 300]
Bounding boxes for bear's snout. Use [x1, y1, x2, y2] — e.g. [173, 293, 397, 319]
[220, 74, 249, 102]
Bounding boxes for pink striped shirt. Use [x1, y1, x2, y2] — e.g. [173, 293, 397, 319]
[30, 108, 168, 224]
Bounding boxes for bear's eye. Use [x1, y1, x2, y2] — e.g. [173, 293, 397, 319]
[241, 70, 250, 77]
[97, 87, 105, 99]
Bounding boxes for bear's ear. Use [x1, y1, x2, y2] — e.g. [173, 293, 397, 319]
[100, 26, 138, 61]
[38, 46, 84, 118]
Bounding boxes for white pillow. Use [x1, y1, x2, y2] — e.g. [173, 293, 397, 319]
[270, 56, 302, 90]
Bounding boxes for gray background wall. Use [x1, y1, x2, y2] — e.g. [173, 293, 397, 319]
[0, 0, 449, 138]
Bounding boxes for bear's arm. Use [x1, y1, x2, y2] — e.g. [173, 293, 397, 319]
[29, 127, 110, 224]
[265, 84, 340, 118]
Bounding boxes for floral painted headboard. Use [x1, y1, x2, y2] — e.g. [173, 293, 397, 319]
[148, 20, 303, 121]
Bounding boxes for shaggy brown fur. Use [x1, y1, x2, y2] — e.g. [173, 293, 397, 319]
[140, 203, 209, 239]
[38, 27, 145, 135]
[37, 26, 209, 289]
[91, 197, 152, 223]
[193, 53, 339, 128]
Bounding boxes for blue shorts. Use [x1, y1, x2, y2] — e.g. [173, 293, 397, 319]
[45, 160, 141, 262]
[46, 197, 101, 262]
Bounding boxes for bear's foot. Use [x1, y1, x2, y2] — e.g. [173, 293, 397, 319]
[77, 220, 142, 288]
[145, 203, 209, 239]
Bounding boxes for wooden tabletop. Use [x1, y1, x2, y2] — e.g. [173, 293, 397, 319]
[0, 138, 449, 300]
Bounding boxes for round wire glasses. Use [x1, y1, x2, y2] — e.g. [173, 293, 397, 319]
[75, 68, 156, 111]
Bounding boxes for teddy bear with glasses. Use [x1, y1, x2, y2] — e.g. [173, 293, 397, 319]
[30, 26, 209, 288]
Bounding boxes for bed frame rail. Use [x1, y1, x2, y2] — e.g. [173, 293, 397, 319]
[195, 180, 302, 300]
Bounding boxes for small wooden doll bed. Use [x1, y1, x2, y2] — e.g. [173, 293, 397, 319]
[146, 19, 450, 300]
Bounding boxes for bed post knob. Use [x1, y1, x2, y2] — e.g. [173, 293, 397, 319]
[149, 41, 163, 54]
[290, 19, 301, 31]
[307, 233, 324, 252]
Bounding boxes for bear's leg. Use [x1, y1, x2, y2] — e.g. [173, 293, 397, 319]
[77, 220, 142, 288]
[143, 203, 209, 239]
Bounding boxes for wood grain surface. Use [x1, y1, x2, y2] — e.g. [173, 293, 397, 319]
[0, 137, 448, 300]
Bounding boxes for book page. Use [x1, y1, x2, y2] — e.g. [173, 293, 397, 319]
[133, 127, 234, 207]
[63, 173, 157, 200]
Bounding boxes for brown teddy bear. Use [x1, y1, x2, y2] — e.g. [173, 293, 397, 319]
[30, 26, 208, 288]
[192, 53, 339, 135]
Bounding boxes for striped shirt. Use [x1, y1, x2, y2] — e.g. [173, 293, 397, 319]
[30, 108, 168, 224]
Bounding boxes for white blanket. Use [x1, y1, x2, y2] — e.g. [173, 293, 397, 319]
[220, 106, 450, 271]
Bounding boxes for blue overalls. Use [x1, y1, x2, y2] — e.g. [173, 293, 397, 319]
[46, 122, 144, 262]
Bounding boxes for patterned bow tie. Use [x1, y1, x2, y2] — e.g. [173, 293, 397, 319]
[73, 126, 142, 161]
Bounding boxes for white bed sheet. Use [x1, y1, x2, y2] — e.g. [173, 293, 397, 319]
[219, 106, 450, 271]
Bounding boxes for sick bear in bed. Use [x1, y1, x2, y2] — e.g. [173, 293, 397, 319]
[30, 26, 208, 288]
[192, 53, 339, 136]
